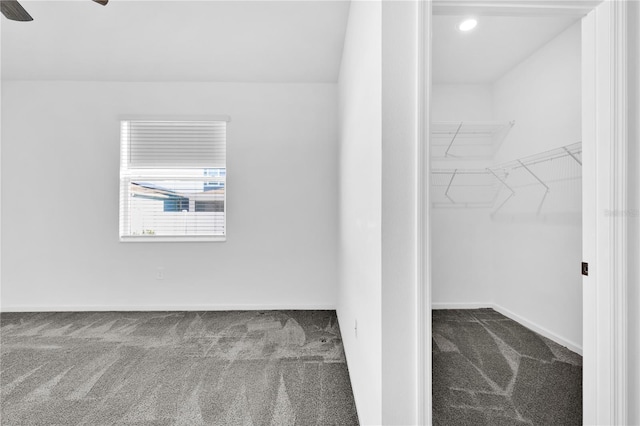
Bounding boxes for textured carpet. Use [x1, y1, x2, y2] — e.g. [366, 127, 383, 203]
[432, 308, 582, 426]
[0, 310, 359, 426]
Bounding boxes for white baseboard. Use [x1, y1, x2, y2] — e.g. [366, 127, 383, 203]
[0, 303, 336, 313]
[431, 301, 583, 355]
[431, 302, 493, 310]
[490, 304, 583, 355]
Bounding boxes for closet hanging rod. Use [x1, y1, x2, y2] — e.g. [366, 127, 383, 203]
[433, 143, 582, 177]
[490, 142, 582, 172]
[500, 150, 582, 170]
[430, 142, 582, 212]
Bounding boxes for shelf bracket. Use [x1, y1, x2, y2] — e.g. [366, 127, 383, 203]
[444, 122, 463, 158]
[518, 160, 550, 215]
[444, 169, 457, 203]
[487, 168, 516, 195]
[491, 192, 515, 218]
[487, 168, 516, 216]
[563, 146, 582, 165]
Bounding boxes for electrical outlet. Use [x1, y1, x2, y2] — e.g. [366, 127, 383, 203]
[354, 319, 358, 338]
[156, 267, 165, 280]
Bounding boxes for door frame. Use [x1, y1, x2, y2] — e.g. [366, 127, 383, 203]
[417, 1, 630, 424]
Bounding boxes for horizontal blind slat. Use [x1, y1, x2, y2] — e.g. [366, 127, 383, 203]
[125, 120, 226, 168]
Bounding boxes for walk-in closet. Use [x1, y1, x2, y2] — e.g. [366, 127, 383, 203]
[430, 13, 584, 425]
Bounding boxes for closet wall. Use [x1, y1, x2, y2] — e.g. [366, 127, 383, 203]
[491, 23, 582, 350]
[431, 85, 494, 305]
[432, 22, 583, 351]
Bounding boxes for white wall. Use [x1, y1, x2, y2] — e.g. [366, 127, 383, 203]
[431, 84, 493, 122]
[381, 1, 420, 424]
[337, 1, 382, 424]
[493, 24, 582, 163]
[628, 1, 640, 422]
[431, 23, 583, 352]
[0, 28, 3, 309]
[431, 209, 494, 306]
[491, 22, 583, 350]
[431, 85, 495, 306]
[1, 81, 338, 311]
[338, 4, 424, 423]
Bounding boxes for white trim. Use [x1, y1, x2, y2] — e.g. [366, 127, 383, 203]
[118, 115, 231, 123]
[0, 22, 2, 314]
[581, 9, 599, 423]
[432, 0, 603, 16]
[610, 2, 629, 424]
[421, 0, 629, 424]
[431, 302, 583, 355]
[0, 304, 337, 313]
[431, 302, 493, 310]
[416, 1, 430, 425]
[583, 2, 629, 424]
[491, 304, 583, 355]
[119, 236, 227, 243]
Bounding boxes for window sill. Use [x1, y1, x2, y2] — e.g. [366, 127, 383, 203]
[120, 235, 226, 243]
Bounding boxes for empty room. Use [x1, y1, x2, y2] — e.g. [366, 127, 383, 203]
[1, 1, 360, 424]
[1, 0, 639, 425]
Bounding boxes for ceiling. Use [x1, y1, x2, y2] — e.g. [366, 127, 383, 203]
[433, 15, 580, 84]
[1, 1, 350, 82]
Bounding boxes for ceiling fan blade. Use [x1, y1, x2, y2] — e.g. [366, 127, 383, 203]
[92, 0, 108, 5]
[1, 0, 33, 21]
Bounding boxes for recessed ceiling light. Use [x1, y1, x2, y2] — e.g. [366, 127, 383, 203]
[458, 18, 478, 32]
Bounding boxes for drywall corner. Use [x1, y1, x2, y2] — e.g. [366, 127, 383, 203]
[337, 1, 382, 424]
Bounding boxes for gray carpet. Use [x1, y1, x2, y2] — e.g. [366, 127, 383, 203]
[432, 308, 582, 426]
[0, 310, 359, 425]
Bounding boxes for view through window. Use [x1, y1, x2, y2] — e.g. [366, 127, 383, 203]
[119, 120, 227, 241]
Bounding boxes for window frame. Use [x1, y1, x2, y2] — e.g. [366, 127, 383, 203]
[118, 116, 230, 243]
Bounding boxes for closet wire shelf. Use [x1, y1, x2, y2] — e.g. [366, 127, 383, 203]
[431, 121, 515, 159]
[432, 142, 582, 215]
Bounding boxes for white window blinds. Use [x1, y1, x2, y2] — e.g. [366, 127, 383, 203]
[125, 120, 226, 168]
[119, 119, 228, 242]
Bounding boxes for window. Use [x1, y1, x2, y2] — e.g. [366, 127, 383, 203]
[119, 119, 228, 241]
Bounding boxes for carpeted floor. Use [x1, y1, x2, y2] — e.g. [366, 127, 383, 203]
[0, 310, 359, 425]
[432, 308, 582, 426]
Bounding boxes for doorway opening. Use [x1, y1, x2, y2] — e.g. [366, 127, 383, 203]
[420, 2, 632, 425]
[429, 11, 583, 425]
